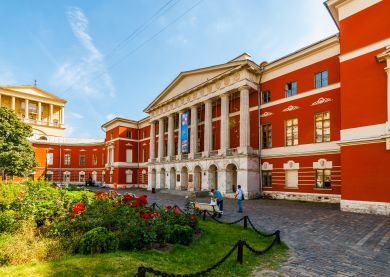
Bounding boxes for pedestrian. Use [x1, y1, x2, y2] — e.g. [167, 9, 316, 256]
[211, 188, 224, 217]
[235, 185, 244, 213]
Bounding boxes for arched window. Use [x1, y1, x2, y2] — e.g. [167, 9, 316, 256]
[126, 169, 133, 183]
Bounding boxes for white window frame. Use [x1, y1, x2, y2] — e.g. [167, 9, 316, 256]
[126, 148, 133, 163]
[126, 169, 133, 183]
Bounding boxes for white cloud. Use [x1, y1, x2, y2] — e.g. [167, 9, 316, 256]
[0, 68, 16, 85]
[105, 113, 117, 121]
[68, 112, 84, 119]
[166, 34, 189, 46]
[52, 7, 115, 98]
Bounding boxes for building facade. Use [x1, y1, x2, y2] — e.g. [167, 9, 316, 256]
[4, 0, 389, 215]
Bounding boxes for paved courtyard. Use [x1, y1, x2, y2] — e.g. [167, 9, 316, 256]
[91, 187, 390, 276]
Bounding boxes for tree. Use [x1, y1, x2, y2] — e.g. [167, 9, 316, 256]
[0, 107, 37, 180]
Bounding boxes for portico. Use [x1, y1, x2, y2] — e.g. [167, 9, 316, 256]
[145, 54, 262, 198]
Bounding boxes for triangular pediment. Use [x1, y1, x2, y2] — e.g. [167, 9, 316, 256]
[0, 86, 66, 103]
[144, 55, 255, 113]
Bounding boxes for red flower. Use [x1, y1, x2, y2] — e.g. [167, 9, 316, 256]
[189, 215, 197, 221]
[73, 203, 85, 214]
[122, 194, 134, 203]
[173, 207, 180, 214]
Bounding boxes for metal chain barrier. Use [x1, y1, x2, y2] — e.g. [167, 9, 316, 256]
[246, 216, 279, 238]
[135, 241, 239, 277]
[204, 210, 246, 225]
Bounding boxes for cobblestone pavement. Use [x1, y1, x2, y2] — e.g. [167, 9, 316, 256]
[89, 187, 390, 277]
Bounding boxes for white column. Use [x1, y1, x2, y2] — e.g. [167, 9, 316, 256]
[158, 118, 164, 161]
[60, 106, 65, 126]
[11, 97, 15, 110]
[203, 100, 212, 157]
[177, 111, 183, 158]
[219, 94, 230, 155]
[190, 106, 198, 158]
[37, 102, 42, 123]
[239, 86, 251, 154]
[24, 99, 29, 122]
[149, 121, 156, 161]
[49, 104, 53, 125]
[167, 114, 174, 158]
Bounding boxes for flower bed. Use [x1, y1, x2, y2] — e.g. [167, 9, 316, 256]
[0, 181, 199, 266]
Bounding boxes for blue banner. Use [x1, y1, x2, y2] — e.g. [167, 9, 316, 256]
[180, 112, 189, 153]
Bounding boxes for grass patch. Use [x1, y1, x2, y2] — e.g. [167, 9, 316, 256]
[0, 220, 287, 277]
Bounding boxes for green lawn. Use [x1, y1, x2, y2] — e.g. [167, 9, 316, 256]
[0, 220, 288, 277]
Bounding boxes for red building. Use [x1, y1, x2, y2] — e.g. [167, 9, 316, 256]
[28, 0, 389, 215]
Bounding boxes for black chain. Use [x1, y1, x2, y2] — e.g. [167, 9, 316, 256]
[243, 236, 278, 255]
[204, 210, 246, 225]
[138, 242, 239, 276]
[246, 216, 277, 237]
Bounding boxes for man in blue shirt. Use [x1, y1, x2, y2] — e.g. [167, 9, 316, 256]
[211, 188, 224, 216]
[235, 185, 244, 213]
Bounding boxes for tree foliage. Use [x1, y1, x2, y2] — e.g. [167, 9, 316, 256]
[0, 107, 37, 178]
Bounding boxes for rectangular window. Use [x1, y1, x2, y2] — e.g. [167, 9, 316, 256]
[92, 153, 97, 166]
[262, 90, 271, 104]
[64, 172, 70, 182]
[262, 171, 272, 187]
[315, 111, 330, 143]
[64, 153, 71, 165]
[79, 173, 85, 182]
[315, 70, 328, 88]
[285, 118, 298, 146]
[110, 133, 113, 140]
[316, 169, 331, 188]
[126, 149, 133, 163]
[261, 123, 272, 149]
[285, 81, 297, 97]
[126, 131, 132, 139]
[79, 154, 86, 166]
[174, 114, 179, 129]
[47, 153, 53, 165]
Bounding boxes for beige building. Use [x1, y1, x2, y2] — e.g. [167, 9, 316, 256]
[0, 86, 66, 137]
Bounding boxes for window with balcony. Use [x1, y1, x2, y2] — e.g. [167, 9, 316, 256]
[315, 111, 330, 143]
[285, 118, 298, 146]
[262, 123, 272, 149]
[315, 169, 331, 188]
[64, 153, 71, 165]
[79, 154, 86, 166]
[285, 81, 297, 97]
[262, 90, 271, 104]
[315, 70, 328, 88]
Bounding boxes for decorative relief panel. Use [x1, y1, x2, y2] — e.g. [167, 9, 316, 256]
[282, 105, 299, 112]
[260, 112, 273, 118]
[283, 160, 299, 170]
[313, 159, 332, 169]
[262, 162, 273, 171]
[311, 97, 333, 106]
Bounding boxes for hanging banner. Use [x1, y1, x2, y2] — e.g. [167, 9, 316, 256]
[180, 111, 189, 153]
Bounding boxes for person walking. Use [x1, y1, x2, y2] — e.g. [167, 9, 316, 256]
[211, 188, 224, 216]
[235, 185, 244, 213]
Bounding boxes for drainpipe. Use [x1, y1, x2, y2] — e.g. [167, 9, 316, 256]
[137, 126, 140, 188]
[257, 63, 266, 198]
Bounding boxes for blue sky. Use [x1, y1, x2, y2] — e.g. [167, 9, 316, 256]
[0, 0, 337, 139]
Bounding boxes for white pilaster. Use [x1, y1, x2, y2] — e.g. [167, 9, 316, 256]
[11, 97, 15, 111]
[167, 114, 174, 158]
[158, 118, 165, 161]
[37, 102, 42, 123]
[149, 121, 156, 161]
[24, 99, 29, 122]
[203, 99, 212, 157]
[238, 86, 251, 154]
[219, 94, 230, 155]
[190, 106, 198, 158]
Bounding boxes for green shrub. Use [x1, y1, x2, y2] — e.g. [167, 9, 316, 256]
[169, 224, 194, 245]
[0, 210, 18, 233]
[79, 227, 119, 255]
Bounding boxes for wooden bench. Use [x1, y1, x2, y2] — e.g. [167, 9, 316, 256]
[194, 202, 222, 216]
